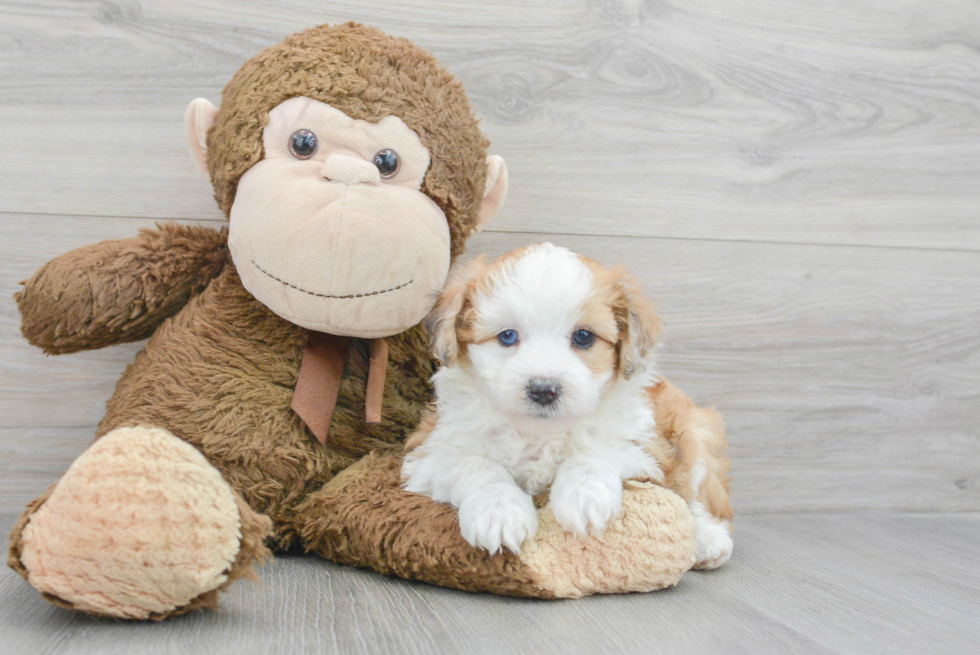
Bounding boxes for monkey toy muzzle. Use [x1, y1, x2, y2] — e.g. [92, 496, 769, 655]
[229, 96, 452, 338]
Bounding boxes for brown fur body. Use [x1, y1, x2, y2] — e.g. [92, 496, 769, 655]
[10, 229, 700, 604]
[10, 22, 485, 614]
[8, 24, 701, 617]
[13, 221, 436, 546]
[92, 236, 438, 548]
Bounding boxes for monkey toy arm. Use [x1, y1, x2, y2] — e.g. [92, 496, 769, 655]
[17, 222, 228, 355]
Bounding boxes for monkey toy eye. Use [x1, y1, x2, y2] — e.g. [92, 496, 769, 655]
[497, 329, 519, 347]
[288, 129, 318, 159]
[572, 329, 595, 349]
[373, 148, 400, 178]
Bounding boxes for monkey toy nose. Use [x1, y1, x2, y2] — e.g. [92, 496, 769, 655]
[527, 378, 562, 406]
[320, 154, 381, 185]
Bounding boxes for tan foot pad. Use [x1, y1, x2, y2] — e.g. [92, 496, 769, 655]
[18, 425, 244, 619]
[522, 480, 697, 598]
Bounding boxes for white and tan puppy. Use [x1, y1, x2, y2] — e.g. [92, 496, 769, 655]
[401, 243, 733, 569]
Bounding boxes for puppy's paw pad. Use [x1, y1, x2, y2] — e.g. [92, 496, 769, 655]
[550, 468, 622, 536]
[458, 485, 538, 555]
[694, 519, 733, 570]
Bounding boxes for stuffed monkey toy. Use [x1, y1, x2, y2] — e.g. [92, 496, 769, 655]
[7, 23, 696, 620]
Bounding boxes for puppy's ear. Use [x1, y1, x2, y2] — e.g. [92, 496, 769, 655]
[612, 268, 663, 379]
[425, 256, 486, 366]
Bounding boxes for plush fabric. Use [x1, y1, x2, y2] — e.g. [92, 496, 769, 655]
[10, 426, 272, 620]
[17, 223, 228, 355]
[296, 452, 695, 598]
[262, 97, 433, 191]
[185, 98, 219, 175]
[520, 481, 696, 597]
[207, 22, 489, 259]
[8, 22, 697, 620]
[478, 155, 508, 227]
[228, 95, 452, 337]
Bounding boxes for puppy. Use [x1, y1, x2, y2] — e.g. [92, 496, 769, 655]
[401, 243, 733, 569]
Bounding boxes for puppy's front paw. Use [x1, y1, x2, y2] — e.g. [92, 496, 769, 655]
[694, 515, 733, 569]
[550, 465, 622, 537]
[457, 485, 538, 555]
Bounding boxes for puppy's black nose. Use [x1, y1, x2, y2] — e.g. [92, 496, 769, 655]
[527, 378, 561, 406]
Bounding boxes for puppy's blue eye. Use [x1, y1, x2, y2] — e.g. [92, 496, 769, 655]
[572, 329, 595, 348]
[497, 329, 519, 347]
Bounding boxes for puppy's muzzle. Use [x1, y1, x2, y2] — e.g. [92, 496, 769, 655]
[527, 378, 561, 406]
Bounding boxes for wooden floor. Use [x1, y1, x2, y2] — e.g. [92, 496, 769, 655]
[1, 0, 978, 652]
[3, 512, 979, 654]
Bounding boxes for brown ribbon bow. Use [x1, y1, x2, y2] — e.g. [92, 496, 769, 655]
[290, 332, 388, 445]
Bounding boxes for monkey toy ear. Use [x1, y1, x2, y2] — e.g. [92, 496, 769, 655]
[184, 98, 219, 177]
[475, 155, 508, 231]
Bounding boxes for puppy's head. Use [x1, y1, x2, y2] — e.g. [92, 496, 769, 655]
[426, 243, 662, 423]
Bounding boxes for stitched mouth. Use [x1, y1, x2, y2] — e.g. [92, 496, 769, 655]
[251, 260, 413, 300]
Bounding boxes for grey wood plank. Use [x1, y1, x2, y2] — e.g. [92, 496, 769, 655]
[710, 513, 980, 652]
[2, 513, 978, 654]
[1, 214, 977, 514]
[1, 0, 979, 249]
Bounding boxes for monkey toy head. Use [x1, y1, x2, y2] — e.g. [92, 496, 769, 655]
[185, 23, 507, 338]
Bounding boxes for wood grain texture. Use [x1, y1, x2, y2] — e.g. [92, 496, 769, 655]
[0, 0, 979, 248]
[2, 512, 978, 654]
[2, 1, 977, 648]
[1, 215, 977, 514]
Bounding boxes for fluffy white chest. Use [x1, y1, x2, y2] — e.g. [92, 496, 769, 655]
[489, 428, 579, 495]
[479, 404, 659, 495]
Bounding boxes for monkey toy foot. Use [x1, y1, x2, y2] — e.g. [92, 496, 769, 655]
[8, 426, 273, 619]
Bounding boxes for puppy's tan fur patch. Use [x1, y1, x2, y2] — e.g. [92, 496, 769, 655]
[425, 245, 543, 365]
[644, 380, 732, 522]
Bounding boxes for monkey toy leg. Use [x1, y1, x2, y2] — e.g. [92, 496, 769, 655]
[290, 452, 697, 598]
[8, 425, 273, 620]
